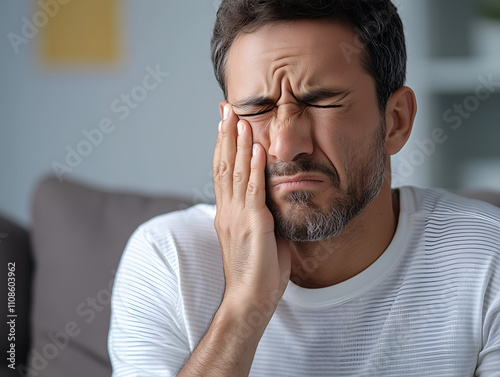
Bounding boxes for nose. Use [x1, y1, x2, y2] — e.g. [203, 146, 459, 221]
[267, 107, 314, 162]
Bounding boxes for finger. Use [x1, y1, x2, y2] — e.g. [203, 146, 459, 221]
[213, 120, 224, 211]
[219, 105, 238, 200]
[232, 119, 253, 203]
[246, 143, 267, 210]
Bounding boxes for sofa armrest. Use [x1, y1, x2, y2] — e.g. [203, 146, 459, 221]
[26, 175, 194, 377]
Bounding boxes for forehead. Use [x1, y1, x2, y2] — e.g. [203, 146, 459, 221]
[225, 19, 366, 100]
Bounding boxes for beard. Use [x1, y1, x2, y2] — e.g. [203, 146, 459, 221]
[265, 119, 387, 243]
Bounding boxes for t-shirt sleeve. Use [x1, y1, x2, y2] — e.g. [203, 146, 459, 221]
[108, 225, 189, 377]
[476, 289, 500, 376]
[476, 215, 500, 377]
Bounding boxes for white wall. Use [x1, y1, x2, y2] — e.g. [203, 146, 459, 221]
[0, 0, 428, 227]
[1, 0, 223, 226]
[391, 0, 433, 188]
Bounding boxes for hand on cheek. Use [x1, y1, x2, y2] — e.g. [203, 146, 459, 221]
[212, 104, 291, 308]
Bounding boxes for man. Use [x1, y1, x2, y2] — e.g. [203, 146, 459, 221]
[108, 0, 500, 376]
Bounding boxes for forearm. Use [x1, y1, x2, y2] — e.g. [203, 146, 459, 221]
[183, 103, 288, 376]
[177, 297, 271, 377]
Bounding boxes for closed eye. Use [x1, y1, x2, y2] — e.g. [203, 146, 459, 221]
[239, 103, 342, 117]
[238, 108, 275, 117]
[306, 104, 342, 109]
[298, 89, 349, 109]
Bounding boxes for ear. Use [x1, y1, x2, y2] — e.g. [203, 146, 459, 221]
[219, 100, 229, 119]
[384, 86, 417, 155]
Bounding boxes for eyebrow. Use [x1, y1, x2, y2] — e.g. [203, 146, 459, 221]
[230, 89, 349, 110]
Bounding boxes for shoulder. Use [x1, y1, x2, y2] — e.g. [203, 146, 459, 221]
[121, 203, 219, 274]
[401, 186, 500, 262]
[403, 186, 500, 226]
[138, 203, 217, 243]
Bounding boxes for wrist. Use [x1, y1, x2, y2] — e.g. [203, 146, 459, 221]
[217, 292, 278, 343]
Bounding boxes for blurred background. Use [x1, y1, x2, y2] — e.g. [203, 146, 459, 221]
[1, 0, 499, 227]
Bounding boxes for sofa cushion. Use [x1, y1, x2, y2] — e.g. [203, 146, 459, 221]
[25, 176, 193, 377]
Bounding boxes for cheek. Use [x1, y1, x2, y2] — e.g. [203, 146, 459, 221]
[311, 104, 380, 148]
[310, 110, 375, 182]
[244, 116, 273, 147]
[309, 109, 352, 156]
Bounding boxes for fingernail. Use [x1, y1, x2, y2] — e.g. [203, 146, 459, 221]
[237, 121, 243, 135]
[218, 121, 222, 132]
[223, 105, 230, 120]
[252, 144, 258, 156]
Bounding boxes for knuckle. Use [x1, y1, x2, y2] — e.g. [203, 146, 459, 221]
[212, 166, 220, 179]
[216, 217, 231, 235]
[233, 170, 244, 184]
[247, 181, 258, 195]
[219, 128, 228, 140]
[214, 214, 225, 231]
[236, 141, 249, 154]
[219, 161, 230, 177]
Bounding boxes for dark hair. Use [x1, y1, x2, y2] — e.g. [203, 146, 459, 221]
[211, 0, 406, 110]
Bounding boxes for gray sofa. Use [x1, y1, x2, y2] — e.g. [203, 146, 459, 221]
[1, 175, 193, 377]
[1, 175, 499, 377]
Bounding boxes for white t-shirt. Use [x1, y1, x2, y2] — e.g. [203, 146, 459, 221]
[108, 186, 500, 376]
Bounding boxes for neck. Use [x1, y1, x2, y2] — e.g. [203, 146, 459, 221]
[287, 183, 400, 288]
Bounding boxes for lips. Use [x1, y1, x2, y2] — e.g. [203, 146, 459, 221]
[269, 173, 327, 189]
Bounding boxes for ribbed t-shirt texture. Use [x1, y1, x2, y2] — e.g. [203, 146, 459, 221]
[108, 186, 500, 376]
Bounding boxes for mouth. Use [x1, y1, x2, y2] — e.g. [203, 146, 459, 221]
[269, 173, 328, 191]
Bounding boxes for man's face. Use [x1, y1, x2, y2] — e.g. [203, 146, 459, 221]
[225, 20, 387, 242]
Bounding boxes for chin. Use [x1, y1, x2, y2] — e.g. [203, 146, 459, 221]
[268, 190, 326, 220]
[266, 188, 358, 242]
